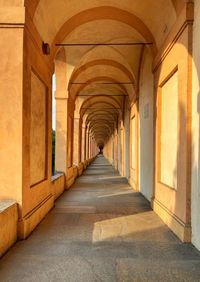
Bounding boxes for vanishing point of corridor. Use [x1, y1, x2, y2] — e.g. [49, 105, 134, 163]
[0, 156, 200, 282]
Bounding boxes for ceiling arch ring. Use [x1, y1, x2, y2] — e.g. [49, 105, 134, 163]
[89, 121, 114, 130]
[80, 98, 121, 117]
[27, 0, 181, 20]
[88, 117, 116, 125]
[50, 6, 158, 59]
[88, 119, 115, 126]
[80, 94, 122, 109]
[70, 76, 128, 98]
[85, 111, 117, 124]
[89, 125, 113, 135]
[69, 59, 136, 90]
[86, 113, 118, 125]
[91, 129, 112, 138]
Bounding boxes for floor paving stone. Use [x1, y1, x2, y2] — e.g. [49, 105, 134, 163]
[0, 155, 200, 281]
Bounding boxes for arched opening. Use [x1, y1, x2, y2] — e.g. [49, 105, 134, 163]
[1, 3, 200, 278]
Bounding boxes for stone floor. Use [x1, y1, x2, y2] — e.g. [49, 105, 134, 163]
[0, 155, 200, 282]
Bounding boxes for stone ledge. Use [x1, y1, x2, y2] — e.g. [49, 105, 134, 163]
[51, 172, 64, 182]
[51, 173, 65, 200]
[0, 200, 18, 257]
[0, 199, 16, 212]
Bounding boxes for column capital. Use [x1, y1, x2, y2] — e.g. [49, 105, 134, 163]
[55, 90, 68, 100]
[0, 8, 25, 29]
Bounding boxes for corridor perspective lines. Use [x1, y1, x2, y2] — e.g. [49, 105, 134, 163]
[0, 156, 200, 282]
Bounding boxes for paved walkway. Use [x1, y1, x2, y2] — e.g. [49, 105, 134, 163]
[0, 155, 200, 281]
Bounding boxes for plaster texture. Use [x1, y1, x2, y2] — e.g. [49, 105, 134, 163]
[30, 71, 47, 186]
[51, 173, 65, 200]
[0, 201, 18, 257]
[0, 156, 199, 281]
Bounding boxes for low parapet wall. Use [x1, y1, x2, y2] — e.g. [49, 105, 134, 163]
[0, 200, 18, 257]
[51, 173, 65, 200]
[0, 157, 97, 257]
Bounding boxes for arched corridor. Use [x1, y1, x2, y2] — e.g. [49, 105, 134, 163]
[1, 0, 200, 280]
[0, 155, 200, 281]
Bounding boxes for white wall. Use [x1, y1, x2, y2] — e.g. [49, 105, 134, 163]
[192, 0, 200, 251]
[139, 48, 154, 201]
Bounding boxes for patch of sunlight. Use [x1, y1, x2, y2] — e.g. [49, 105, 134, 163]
[92, 211, 162, 243]
[98, 176, 123, 180]
[98, 190, 134, 198]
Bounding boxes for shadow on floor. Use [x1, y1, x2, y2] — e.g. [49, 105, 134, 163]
[0, 156, 200, 281]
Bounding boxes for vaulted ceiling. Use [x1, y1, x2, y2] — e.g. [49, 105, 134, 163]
[25, 0, 184, 147]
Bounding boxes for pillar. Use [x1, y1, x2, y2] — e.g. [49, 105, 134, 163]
[86, 127, 89, 160]
[73, 115, 84, 176]
[55, 48, 68, 174]
[0, 5, 25, 205]
[67, 98, 75, 186]
[82, 125, 86, 162]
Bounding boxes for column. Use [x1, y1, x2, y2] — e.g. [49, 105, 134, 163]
[55, 48, 68, 174]
[0, 6, 25, 205]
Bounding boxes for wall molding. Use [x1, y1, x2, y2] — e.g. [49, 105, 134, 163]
[153, 2, 194, 72]
[152, 198, 191, 242]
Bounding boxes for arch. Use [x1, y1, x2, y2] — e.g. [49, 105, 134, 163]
[69, 59, 136, 89]
[85, 110, 117, 124]
[27, 0, 180, 20]
[25, 0, 40, 18]
[171, 0, 185, 15]
[51, 7, 157, 58]
[70, 76, 129, 98]
[80, 96, 121, 117]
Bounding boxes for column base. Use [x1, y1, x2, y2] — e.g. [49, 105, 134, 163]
[18, 194, 54, 239]
[128, 178, 138, 191]
[152, 198, 191, 242]
[73, 165, 78, 180]
[66, 167, 75, 189]
[84, 160, 88, 169]
[78, 162, 84, 176]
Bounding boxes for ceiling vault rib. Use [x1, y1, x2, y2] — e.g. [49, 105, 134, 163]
[82, 108, 121, 110]
[56, 42, 153, 47]
[77, 94, 128, 97]
[70, 82, 135, 85]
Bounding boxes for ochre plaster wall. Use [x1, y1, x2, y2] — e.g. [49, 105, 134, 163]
[153, 9, 193, 241]
[0, 20, 24, 204]
[19, 13, 54, 237]
[160, 71, 178, 189]
[129, 103, 139, 190]
[51, 174, 65, 200]
[30, 71, 47, 186]
[0, 0, 24, 6]
[0, 201, 18, 257]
